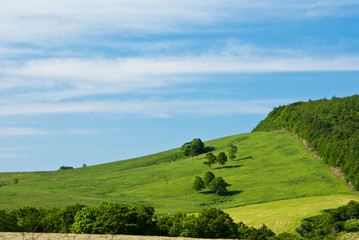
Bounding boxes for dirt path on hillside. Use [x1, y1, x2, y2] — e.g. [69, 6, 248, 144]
[0, 233, 238, 240]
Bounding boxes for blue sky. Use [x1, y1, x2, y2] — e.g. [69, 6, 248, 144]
[1, 0, 359, 172]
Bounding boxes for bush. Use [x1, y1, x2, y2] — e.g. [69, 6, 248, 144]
[0, 210, 18, 232]
[296, 201, 359, 238]
[59, 203, 87, 233]
[8, 207, 54, 232]
[157, 208, 238, 238]
[72, 202, 156, 235]
[58, 166, 73, 170]
[209, 177, 230, 195]
[203, 171, 215, 187]
[192, 176, 205, 192]
[181, 138, 205, 157]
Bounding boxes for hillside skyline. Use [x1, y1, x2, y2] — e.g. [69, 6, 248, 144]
[1, 1, 359, 172]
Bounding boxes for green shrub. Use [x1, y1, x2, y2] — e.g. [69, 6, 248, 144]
[58, 166, 73, 170]
[72, 202, 156, 235]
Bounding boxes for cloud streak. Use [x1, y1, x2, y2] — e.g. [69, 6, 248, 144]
[0, 99, 284, 117]
[3, 53, 359, 99]
[0, 128, 49, 137]
[1, 1, 358, 118]
[0, 0, 358, 45]
[0, 48, 358, 117]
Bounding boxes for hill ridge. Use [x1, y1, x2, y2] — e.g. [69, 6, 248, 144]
[253, 95, 359, 189]
[274, 129, 354, 190]
[0, 132, 351, 215]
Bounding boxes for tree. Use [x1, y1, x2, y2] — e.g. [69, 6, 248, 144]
[192, 176, 205, 192]
[190, 138, 205, 156]
[58, 166, 73, 170]
[181, 142, 191, 157]
[216, 152, 227, 168]
[203, 152, 216, 169]
[72, 203, 156, 235]
[59, 203, 87, 233]
[181, 138, 205, 158]
[228, 145, 238, 161]
[184, 208, 239, 238]
[209, 177, 229, 195]
[203, 171, 216, 187]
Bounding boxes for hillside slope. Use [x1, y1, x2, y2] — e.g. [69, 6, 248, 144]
[253, 95, 359, 189]
[225, 194, 359, 234]
[0, 132, 350, 215]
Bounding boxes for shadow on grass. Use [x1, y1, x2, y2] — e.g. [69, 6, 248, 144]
[235, 156, 253, 161]
[225, 165, 244, 169]
[200, 190, 243, 196]
[227, 190, 243, 196]
[204, 146, 215, 153]
[213, 165, 244, 170]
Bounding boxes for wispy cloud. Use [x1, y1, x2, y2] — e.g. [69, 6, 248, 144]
[0, 148, 21, 159]
[0, 127, 49, 137]
[0, 0, 358, 46]
[0, 46, 358, 117]
[0, 99, 290, 117]
[0, 1, 358, 119]
[2, 52, 359, 100]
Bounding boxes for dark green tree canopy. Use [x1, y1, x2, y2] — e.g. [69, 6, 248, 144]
[216, 152, 227, 168]
[203, 171, 216, 187]
[228, 145, 238, 161]
[192, 176, 205, 192]
[209, 177, 230, 195]
[203, 152, 216, 169]
[0, 203, 296, 239]
[58, 166, 74, 171]
[181, 138, 205, 157]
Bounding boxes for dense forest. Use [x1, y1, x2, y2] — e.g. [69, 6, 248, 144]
[253, 95, 359, 189]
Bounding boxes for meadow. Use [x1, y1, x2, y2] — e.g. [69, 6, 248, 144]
[0, 131, 352, 221]
[225, 194, 359, 234]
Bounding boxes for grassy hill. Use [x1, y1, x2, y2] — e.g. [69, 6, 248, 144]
[225, 194, 359, 234]
[0, 131, 352, 219]
[253, 95, 359, 189]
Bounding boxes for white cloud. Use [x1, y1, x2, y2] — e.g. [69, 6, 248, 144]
[0, 99, 288, 117]
[0, 0, 358, 46]
[3, 54, 359, 99]
[0, 49, 358, 116]
[0, 127, 50, 137]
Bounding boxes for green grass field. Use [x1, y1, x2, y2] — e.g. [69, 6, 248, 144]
[0, 132, 354, 229]
[225, 194, 359, 234]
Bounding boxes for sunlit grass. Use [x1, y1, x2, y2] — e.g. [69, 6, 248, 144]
[225, 194, 359, 234]
[0, 132, 352, 216]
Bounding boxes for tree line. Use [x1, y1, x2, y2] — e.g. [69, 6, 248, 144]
[296, 200, 359, 239]
[0, 203, 300, 239]
[253, 95, 359, 190]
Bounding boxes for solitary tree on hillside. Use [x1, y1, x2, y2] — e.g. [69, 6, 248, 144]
[59, 166, 74, 170]
[190, 138, 205, 156]
[216, 152, 227, 168]
[203, 152, 216, 169]
[228, 145, 238, 161]
[192, 176, 205, 192]
[203, 171, 216, 187]
[181, 138, 205, 158]
[181, 142, 191, 157]
[209, 177, 230, 195]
